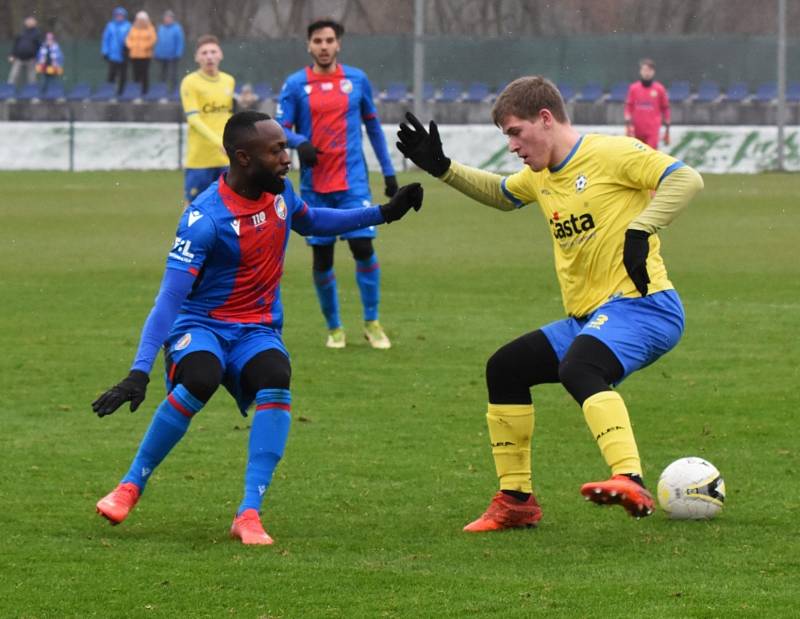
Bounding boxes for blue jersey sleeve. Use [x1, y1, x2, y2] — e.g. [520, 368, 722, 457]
[130, 268, 196, 374]
[166, 207, 216, 275]
[292, 205, 384, 237]
[360, 75, 395, 176]
[276, 79, 309, 149]
[287, 183, 384, 236]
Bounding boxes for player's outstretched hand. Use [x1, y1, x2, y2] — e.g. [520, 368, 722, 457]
[384, 175, 398, 198]
[396, 112, 451, 177]
[379, 182, 423, 223]
[92, 370, 149, 417]
[623, 229, 651, 297]
[297, 141, 320, 167]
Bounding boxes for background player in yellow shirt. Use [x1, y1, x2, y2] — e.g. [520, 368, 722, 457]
[397, 76, 704, 531]
[180, 34, 234, 205]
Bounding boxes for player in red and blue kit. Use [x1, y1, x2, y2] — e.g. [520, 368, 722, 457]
[92, 111, 422, 545]
[276, 18, 398, 350]
[624, 58, 671, 150]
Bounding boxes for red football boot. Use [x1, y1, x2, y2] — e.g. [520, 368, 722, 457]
[463, 491, 542, 532]
[580, 474, 655, 518]
[96, 482, 141, 525]
[230, 509, 274, 545]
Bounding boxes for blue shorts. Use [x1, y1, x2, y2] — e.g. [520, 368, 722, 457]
[541, 290, 685, 382]
[184, 167, 227, 202]
[163, 315, 289, 415]
[303, 189, 377, 245]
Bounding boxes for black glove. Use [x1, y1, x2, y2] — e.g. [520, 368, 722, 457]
[379, 182, 423, 223]
[623, 229, 651, 297]
[296, 141, 319, 168]
[384, 175, 398, 198]
[92, 370, 150, 417]
[396, 112, 451, 177]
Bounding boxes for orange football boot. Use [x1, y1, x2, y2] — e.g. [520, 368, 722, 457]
[96, 482, 141, 525]
[463, 491, 542, 532]
[230, 509, 274, 545]
[580, 474, 655, 518]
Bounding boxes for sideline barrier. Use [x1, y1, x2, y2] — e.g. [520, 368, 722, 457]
[1, 122, 799, 173]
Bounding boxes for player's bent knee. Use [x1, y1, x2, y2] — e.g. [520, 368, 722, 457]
[173, 351, 223, 404]
[485, 345, 532, 404]
[242, 349, 292, 392]
[558, 335, 624, 405]
[348, 238, 374, 261]
[312, 244, 335, 272]
[485, 346, 515, 388]
[557, 359, 610, 406]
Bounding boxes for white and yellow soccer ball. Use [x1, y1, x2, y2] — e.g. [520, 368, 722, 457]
[657, 457, 725, 520]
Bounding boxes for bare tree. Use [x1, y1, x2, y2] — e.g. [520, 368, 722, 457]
[1, 0, 797, 40]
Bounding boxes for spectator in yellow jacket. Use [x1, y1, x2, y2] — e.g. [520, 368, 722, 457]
[125, 11, 156, 95]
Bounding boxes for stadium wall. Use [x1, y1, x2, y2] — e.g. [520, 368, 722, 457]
[1, 122, 797, 174]
[2, 100, 798, 126]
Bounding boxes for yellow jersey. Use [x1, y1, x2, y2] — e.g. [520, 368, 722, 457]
[180, 70, 235, 168]
[503, 134, 682, 317]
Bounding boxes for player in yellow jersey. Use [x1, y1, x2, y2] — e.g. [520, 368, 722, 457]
[180, 34, 234, 204]
[397, 76, 704, 530]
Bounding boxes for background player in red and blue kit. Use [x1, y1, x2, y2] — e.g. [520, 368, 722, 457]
[276, 18, 398, 350]
[624, 58, 671, 150]
[92, 111, 423, 545]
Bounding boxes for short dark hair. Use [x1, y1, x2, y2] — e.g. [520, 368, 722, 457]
[639, 58, 655, 69]
[196, 34, 220, 50]
[307, 18, 344, 39]
[223, 111, 272, 159]
[491, 76, 569, 126]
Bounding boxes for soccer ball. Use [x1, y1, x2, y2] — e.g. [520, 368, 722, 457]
[656, 457, 725, 520]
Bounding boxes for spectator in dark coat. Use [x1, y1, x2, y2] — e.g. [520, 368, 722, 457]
[7, 16, 42, 88]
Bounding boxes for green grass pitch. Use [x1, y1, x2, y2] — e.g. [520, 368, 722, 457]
[1, 170, 798, 617]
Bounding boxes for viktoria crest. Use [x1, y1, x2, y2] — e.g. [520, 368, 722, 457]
[340, 79, 353, 93]
[274, 195, 287, 220]
[174, 333, 192, 351]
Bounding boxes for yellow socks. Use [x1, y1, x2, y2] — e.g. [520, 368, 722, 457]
[582, 391, 642, 476]
[486, 393, 640, 490]
[486, 404, 534, 493]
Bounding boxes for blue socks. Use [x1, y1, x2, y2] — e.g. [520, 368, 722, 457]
[312, 268, 341, 329]
[122, 384, 203, 490]
[238, 389, 292, 515]
[355, 255, 381, 322]
[119, 383, 292, 516]
[314, 253, 382, 328]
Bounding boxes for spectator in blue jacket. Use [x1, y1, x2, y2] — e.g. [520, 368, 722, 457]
[153, 10, 184, 91]
[101, 6, 131, 95]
